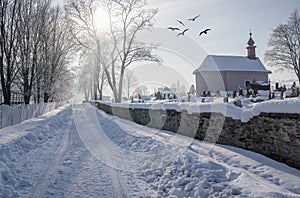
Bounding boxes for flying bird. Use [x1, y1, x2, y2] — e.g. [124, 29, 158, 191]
[176, 20, 185, 26]
[167, 27, 180, 31]
[177, 28, 189, 37]
[188, 14, 200, 21]
[199, 28, 211, 36]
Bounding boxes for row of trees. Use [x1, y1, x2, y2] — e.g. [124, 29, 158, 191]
[0, 0, 76, 105]
[65, 0, 161, 103]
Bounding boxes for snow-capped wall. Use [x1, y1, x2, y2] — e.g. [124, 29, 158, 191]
[99, 98, 300, 122]
[0, 102, 65, 129]
[96, 101, 300, 169]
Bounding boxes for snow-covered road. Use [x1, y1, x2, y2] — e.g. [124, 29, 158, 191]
[1, 104, 300, 197]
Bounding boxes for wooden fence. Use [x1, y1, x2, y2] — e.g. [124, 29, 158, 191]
[0, 102, 66, 129]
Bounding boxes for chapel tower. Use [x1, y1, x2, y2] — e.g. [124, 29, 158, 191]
[247, 31, 257, 60]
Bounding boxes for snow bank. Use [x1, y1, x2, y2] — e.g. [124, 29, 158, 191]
[0, 106, 71, 197]
[99, 98, 300, 122]
[95, 106, 300, 197]
[1, 104, 300, 197]
[241, 98, 300, 122]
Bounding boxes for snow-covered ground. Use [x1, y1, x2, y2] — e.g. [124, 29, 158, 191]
[1, 104, 300, 197]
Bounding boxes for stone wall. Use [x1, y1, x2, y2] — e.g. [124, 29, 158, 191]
[97, 102, 300, 169]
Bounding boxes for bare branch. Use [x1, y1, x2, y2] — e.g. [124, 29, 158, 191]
[265, 8, 300, 84]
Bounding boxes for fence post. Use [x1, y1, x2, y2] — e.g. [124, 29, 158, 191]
[12, 105, 22, 125]
[2, 105, 12, 128]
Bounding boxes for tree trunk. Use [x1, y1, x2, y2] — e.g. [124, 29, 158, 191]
[116, 68, 125, 103]
[127, 82, 130, 100]
[24, 94, 31, 104]
[3, 88, 11, 106]
[37, 79, 41, 103]
[44, 92, 49, 103]
[98, 74, 105, 101]
[112, 88, 119, 103]
[24, 81, 31, 104]
[1, 60, 12, 105]
[84, 89, 89, 101]
[99, 87, 103, 101]
[0, 74, 12, 105]
[94, 82, 98, 100]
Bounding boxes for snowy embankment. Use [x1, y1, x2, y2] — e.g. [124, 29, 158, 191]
[0, 104, 300, 197]
[100, 97, 300, 122]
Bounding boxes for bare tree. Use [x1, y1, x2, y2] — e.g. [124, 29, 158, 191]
[123, 70, 137, 99]
[78, 60, 93, 101]
[15, 1, 75, 104]
[0, 0, 21, 105]
[102, 0, 161, 102]
[41, 6, 76, 103]
[78, 44, 106, 101]
[16, 0, 52, 104]
[65, 0, 99, 47]
[133, 85, 148, 97]
[66, 0, 161, 102]
[65, 0, 106, 100]
[0, 0, 76, 105]
[171, 80, 187, 95]
[265, 8, 300, 84]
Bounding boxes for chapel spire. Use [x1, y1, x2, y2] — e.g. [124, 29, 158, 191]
[247, 30, 257, 60]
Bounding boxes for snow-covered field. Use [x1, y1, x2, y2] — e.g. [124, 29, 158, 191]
[1, 104, 300, 197]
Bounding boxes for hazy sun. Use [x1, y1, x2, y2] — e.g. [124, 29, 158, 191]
[94, 8, 110, 31]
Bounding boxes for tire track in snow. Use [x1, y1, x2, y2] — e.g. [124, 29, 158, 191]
[73, 104, 127, 197]
[31, 118, 73, 197]
[107, 166, 127, 197]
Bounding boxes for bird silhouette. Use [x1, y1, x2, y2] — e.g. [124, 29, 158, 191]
[167, 27, 180, 31]
[199, 28, 211, 36]
[188, 14, 200, 21]
[177, 28, 189, 37]
[176, 20, 185, 26]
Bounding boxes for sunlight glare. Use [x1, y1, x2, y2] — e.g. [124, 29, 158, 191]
[94, 8, 110, 31]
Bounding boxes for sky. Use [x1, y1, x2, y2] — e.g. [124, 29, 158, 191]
[54, 0, 300, 96]
[143, 0, 300, 84]
[123, 0, 300, 94]
[148, 0, 298, 57]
